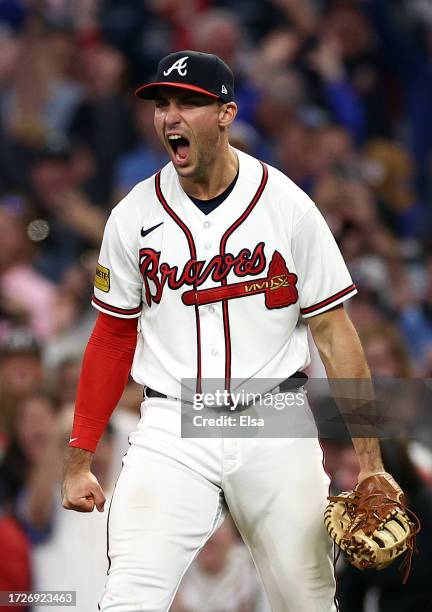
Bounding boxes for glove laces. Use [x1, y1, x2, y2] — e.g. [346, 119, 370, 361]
[328, 491, 421, 583]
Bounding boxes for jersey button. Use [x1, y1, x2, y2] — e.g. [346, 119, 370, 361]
[208, 306, 215, 314]
[211, 348, 218, 356]
[203, 221, 210, 229]
[204, 242, 212, 250]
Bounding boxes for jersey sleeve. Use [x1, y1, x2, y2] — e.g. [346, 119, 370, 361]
[291, 204, 357, 318]
[91, 212, 143, 318]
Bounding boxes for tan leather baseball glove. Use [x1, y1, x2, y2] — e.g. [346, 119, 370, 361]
[324, 472, 420, 582]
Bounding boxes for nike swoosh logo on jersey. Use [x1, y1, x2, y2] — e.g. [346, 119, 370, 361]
[69, 437, 78, 443]
[141, 222, 164, 237]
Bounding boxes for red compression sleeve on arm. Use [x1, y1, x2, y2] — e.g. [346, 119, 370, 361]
[69, 312, 138, 452]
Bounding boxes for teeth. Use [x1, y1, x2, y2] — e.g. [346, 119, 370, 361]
[168, 135, 182, 140]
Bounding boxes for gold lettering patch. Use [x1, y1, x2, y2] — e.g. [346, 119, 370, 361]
[94, 263, 110, 293]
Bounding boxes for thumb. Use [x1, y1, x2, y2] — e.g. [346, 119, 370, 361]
[91, 484, 106, 512]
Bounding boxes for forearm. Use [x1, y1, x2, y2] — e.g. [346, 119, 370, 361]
[64, 447, 93, 474]
[315, 313, 368, 380]
[70, 312, 138, 452]
[25, 440, 63, 530]
[322, 344, 383, 474]
[310, 308, 383, 476]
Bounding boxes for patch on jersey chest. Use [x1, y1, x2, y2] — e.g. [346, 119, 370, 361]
[139, 244, 298, 310]
[94, 263, 110, 293]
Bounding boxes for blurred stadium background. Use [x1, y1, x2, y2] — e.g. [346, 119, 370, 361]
[0, 1, 432, 611]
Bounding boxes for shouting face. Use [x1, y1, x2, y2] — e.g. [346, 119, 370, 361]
[153, 87, 235, 179]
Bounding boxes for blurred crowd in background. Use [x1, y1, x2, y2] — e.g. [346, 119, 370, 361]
[0, 0, 432, 611]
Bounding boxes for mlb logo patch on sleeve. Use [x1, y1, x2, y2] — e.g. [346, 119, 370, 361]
[94, 263, 110, 292]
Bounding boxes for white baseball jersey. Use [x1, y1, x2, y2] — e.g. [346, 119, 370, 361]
[92, 148, 357, 397]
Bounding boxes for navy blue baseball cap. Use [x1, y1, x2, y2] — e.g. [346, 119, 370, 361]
[135, 50, 234, 103]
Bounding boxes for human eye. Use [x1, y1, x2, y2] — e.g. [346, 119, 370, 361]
[181, 96, 203, 107]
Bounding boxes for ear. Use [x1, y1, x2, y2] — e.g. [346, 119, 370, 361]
[218, 102, 238, 128]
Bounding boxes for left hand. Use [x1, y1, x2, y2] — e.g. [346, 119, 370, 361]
[357, 468, 387, 485]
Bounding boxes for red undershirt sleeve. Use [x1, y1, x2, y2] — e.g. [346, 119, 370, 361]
[69, 312, 138, 453]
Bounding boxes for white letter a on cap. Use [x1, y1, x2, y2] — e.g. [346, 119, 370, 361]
[163, 56, 189, 77]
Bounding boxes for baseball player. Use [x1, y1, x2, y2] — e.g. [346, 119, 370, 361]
[62, 51, 398, 611]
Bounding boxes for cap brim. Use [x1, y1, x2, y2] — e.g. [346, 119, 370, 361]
[135, 81, 220, 100]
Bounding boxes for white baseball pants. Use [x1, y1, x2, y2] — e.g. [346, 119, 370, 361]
[99, 396, 337, 612]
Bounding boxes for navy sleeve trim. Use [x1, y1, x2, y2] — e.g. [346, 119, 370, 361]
[92, 295, 142, 316]
[300, 284, 357, 315]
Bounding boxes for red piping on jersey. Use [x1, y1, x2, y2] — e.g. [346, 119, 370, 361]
[300, 283, 356, 315]
[105, 480, 115, 577]
[92, 295, 142, 316]
[155, 171, 202, 394]
[318, 437, 340, 611]
[219, 161, 269, 392]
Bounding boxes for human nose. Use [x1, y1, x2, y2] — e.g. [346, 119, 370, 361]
[164, 101, 182, 128]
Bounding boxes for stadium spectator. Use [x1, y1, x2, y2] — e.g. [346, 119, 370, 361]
[0, 393, 58, 508]
[28, 138, 107, 282]
[0, 330, 44, 440]
[0, 197, 58, 340]
[20, 407, 126, 611]
[0, 504, 31, 612]
[114, 98, 168, 199]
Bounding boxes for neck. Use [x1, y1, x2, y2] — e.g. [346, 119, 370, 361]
[179, 144, 238, 200]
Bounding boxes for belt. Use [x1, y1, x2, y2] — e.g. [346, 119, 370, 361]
[144, 371, 308, 407]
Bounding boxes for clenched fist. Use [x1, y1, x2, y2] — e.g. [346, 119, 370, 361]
[62, 447, 106, 513]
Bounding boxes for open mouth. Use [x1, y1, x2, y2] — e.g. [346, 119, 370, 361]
[167, 134, 190, 164]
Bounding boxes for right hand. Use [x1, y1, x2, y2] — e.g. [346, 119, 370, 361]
[62, 470, 106, 513]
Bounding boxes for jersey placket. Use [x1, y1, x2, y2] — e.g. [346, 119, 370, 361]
[194, 218, 226, 388]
